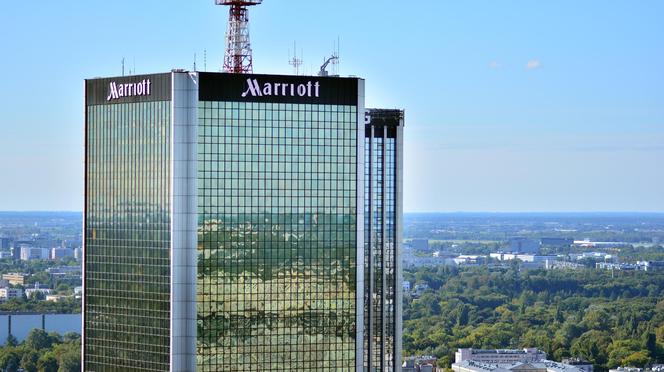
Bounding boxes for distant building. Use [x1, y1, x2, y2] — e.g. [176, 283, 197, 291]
[540, 238, 573, 247]
[0, 237, 10, 250]
[74, 247, 83, 261]
[569, 252, 615, 262]
[2, 273, 29, 286]
[454, 255, 486, 266]
[403, 281, 411, 292]
[562, 358, 593, 372]
[455, 348, 547, 364]
[546, 261, 585, 270]
[0, 287, 24, 300]
[508, 238, 540, 254]
[413, 283, 430, 297]
[20, 246, 49, 261]
[411, 239, 430, 251]
[11, 240, 34, 260]
[51, 247, 74, 260]
[637, 261, 664, 272]
[490, 253, 558, 268]
[403, 356, 440, 372]
[45, 294, 69, 302]
[0, 252, 12, 259]
[596, 262, 638, 271]
[25, 283, 53, 298]
[453, 360, 584, 372]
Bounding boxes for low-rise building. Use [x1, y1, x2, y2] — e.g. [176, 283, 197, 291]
[453, 360, 584, 372]
[45, 294, 69, 302]
[403, 356, 441, 372]
[562, 358, 593, 372]
[0, 287, 24, 300]
[569, 252, 616, 262]
[455, 348, 547, 364]
[546, 261, 585, 270]
[25, 283, 53, 298]
[2, 273, 29, 286]
[454, 255, 486, 266]
[637, 261, 664, 272]
[596, 262, 639, 271]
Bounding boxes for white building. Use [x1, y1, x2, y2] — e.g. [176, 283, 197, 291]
[25, 283, 53, 298]
[455, 348, 547, 364]
[74, 247, 83, 261]
[569, 252, 615, 262]
[51, 247, 74, 260]
[454, 255, 486, 266]
[0, 288, 24, 300]
[637, 261, 664, 272]
[20, 246, 49, 261]
[453, 360, 584, 372]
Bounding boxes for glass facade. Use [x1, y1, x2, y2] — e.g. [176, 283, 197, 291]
[84, 73, 404, 372]
[197, 102, 357, 371]
[364, 110, 402, 372]
[196, 101, 359, 371]
[84, 100, 172, 371]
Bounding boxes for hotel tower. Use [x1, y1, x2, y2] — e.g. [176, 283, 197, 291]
[83, 71, 403, 371]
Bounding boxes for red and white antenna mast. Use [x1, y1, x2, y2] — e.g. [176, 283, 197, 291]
[216, 0, 262, 74]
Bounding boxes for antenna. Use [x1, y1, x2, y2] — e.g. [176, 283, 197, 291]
[215, 0, 263, 74]
[289, 41, 303, 75]
[121, 58, 125, 76]
[204, 49, 207, 71]
[335, 37, 340, 76]
[194, 53, 197, 71]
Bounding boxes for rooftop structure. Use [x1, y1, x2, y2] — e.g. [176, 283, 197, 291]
[216, 0, 263, 73]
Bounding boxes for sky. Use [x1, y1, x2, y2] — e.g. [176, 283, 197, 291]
[0, 0, 663, 212]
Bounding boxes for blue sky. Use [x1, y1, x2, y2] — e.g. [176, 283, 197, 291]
[0, 0, 663, 212]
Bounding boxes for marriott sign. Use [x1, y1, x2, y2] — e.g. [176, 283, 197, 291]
[241, 78, 321, 98]
[107, 79, 152, 101]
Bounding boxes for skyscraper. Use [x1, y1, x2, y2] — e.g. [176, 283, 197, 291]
[83, 71, 403, 371]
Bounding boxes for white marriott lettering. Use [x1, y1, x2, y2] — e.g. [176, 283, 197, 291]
[241, 78, 320, 98]
[107, 79, 152, 101]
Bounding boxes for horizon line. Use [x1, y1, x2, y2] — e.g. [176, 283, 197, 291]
[2, 210, 664, 215]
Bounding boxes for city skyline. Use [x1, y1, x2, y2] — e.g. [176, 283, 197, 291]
[1, 0, 663, 212]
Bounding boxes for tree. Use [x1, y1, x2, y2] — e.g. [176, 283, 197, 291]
[5, 334, 18, 347]
[641, 332, 658, 359]
[62, 332, 80, 343]
[57, 351, 80, 372]
[622, 351, 651, 368]
[570, 330, 612, 368]
[37, 352, 58, 372]
[20, 351, 39, 372]
[26, 329, 53, 350]
[0, 348, 21, 372]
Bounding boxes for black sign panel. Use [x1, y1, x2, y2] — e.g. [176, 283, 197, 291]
[85, 73, 171, 106]
[198, 72, 359, 105]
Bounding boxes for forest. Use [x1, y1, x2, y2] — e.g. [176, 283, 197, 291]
[0, 330, 80, 372]
[403, 265, 664, 371]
